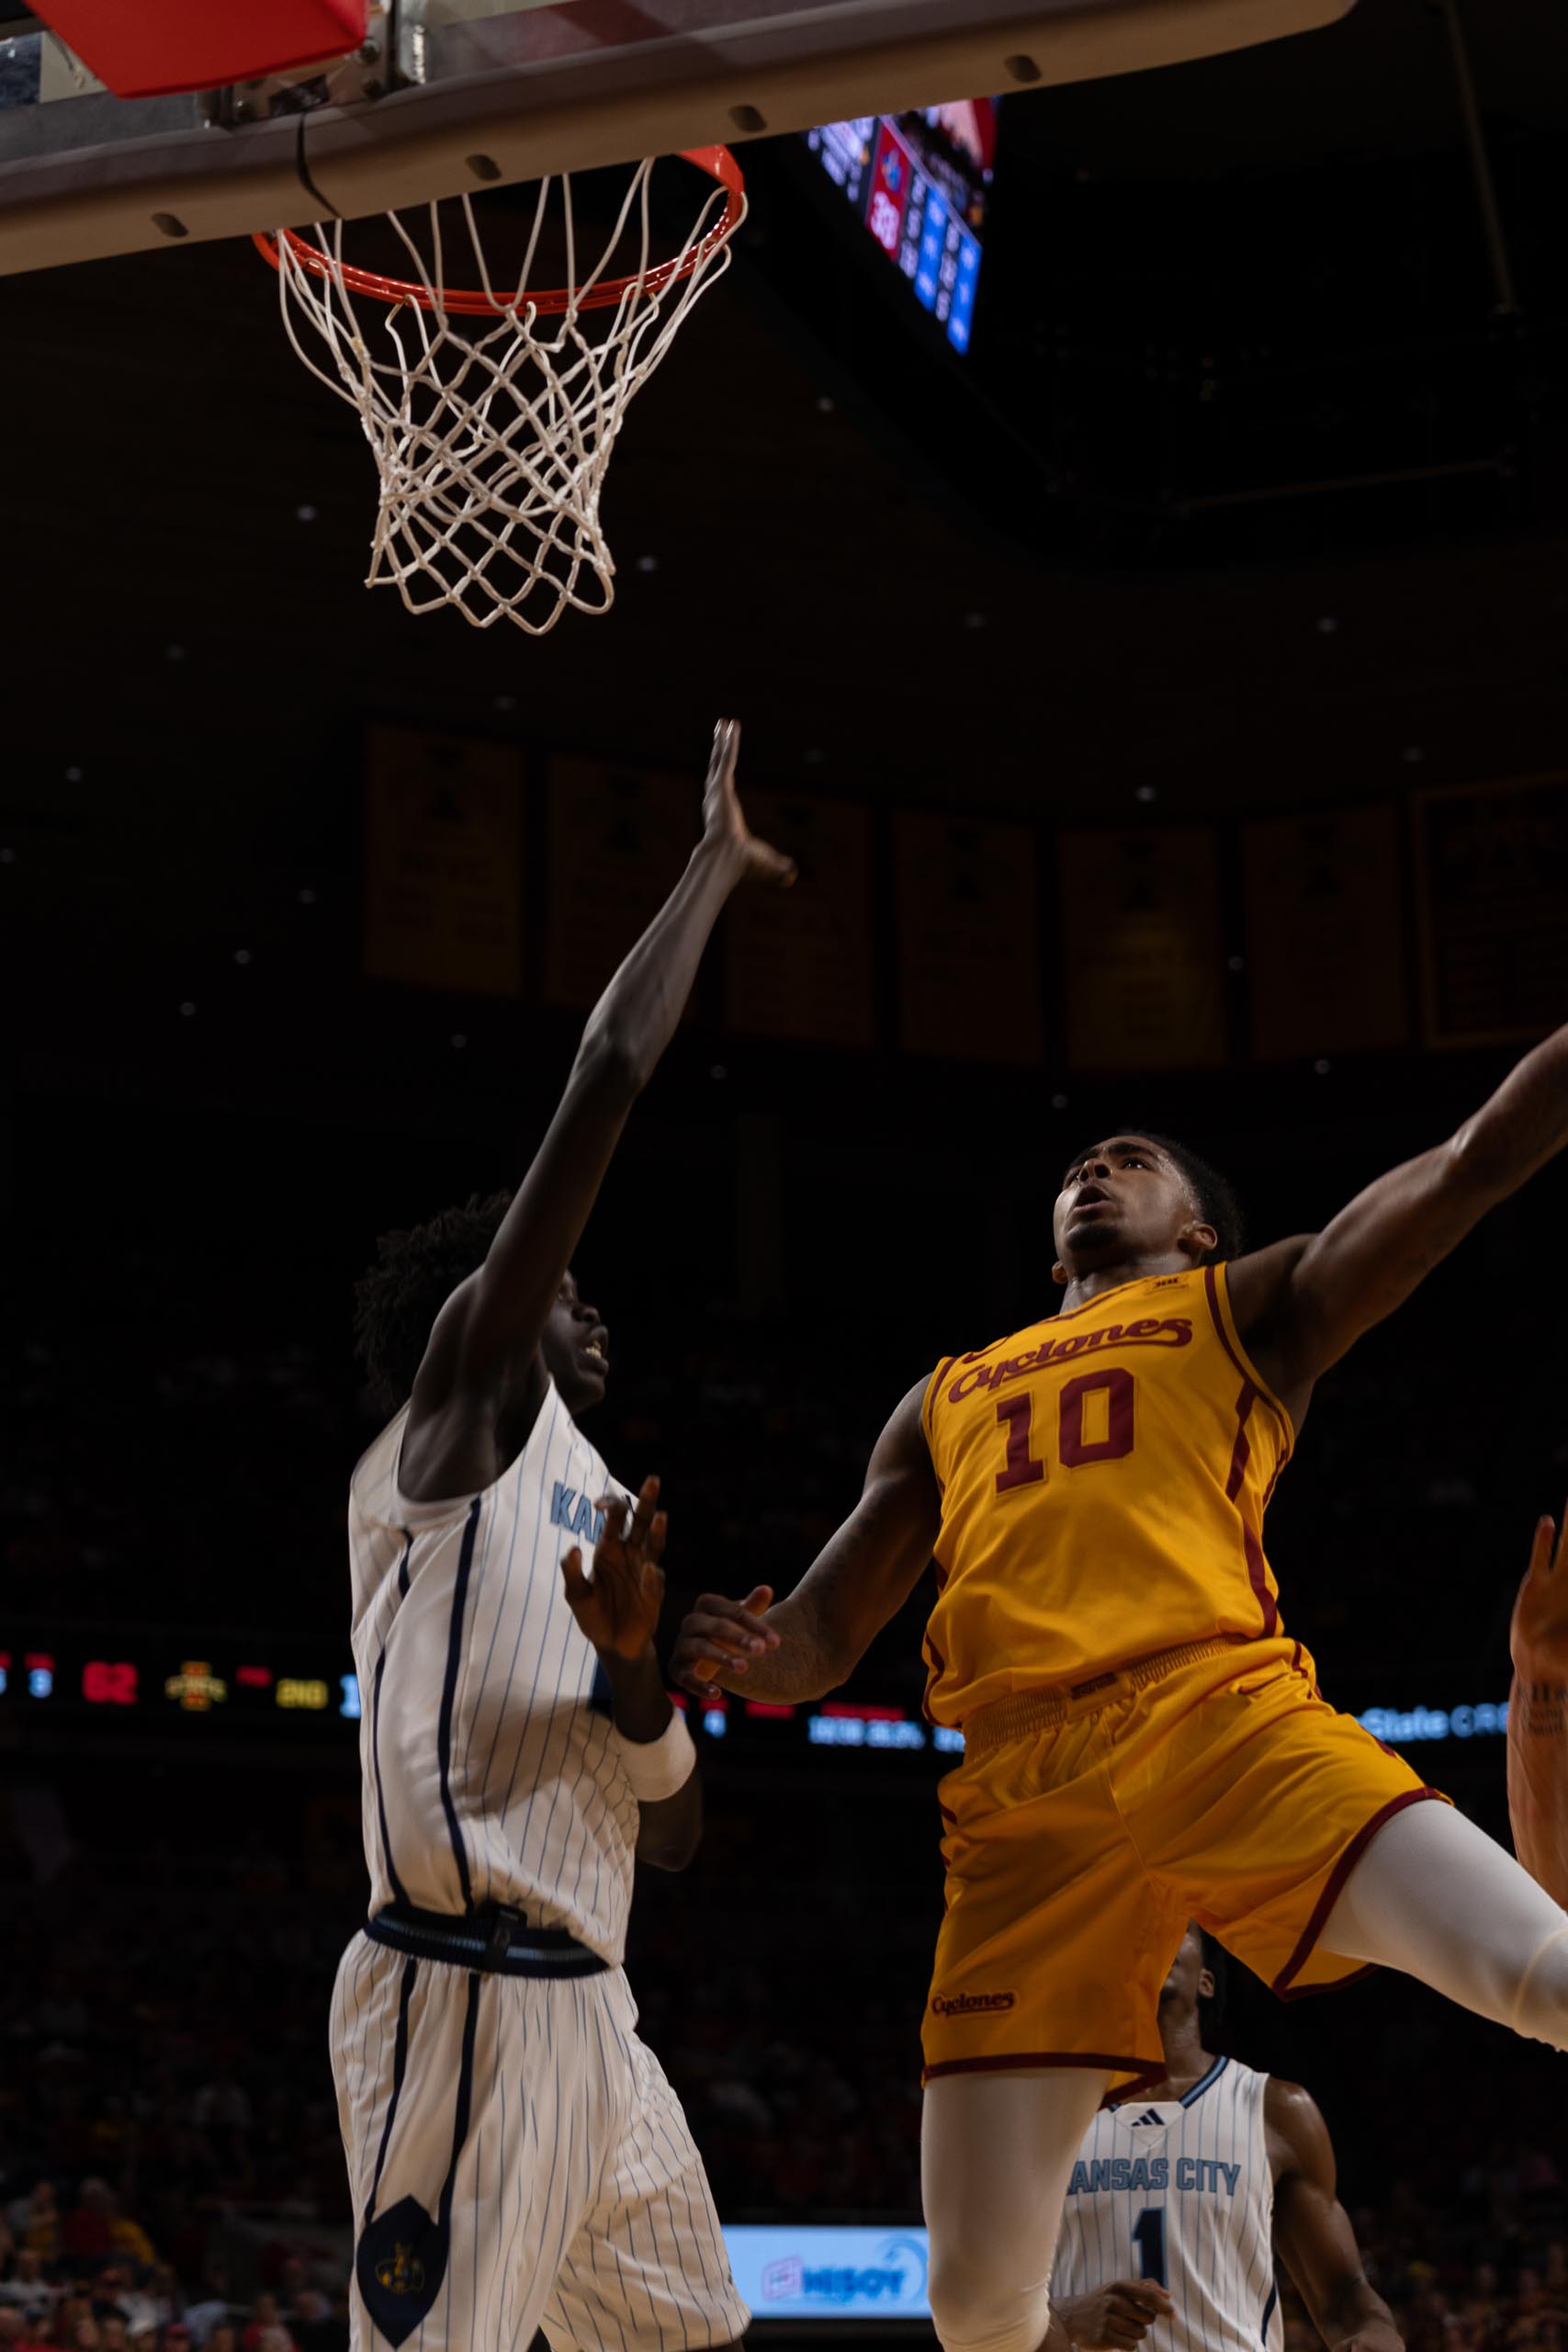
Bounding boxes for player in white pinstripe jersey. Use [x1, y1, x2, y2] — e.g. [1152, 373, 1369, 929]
[333, 719, 795, 2352]
[1052, 1928, 1400, 2352]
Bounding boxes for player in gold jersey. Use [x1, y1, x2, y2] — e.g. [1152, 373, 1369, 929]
[674, 1063, 1568, 2352]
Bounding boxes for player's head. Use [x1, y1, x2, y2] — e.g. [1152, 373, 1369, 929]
[353, 1193, 611, 1418]
[1158, 1921, 1228, 2045]
[1053, 1133, 1243, 1287]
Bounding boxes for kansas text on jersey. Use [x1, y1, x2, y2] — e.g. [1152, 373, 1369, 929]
[1053, 2058, 1282, 2352]
[921, 1265, 1293, 1721]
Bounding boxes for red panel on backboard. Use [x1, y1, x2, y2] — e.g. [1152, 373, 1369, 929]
[28, 0, 367, 97]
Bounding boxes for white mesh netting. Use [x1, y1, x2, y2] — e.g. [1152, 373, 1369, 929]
[264, 155, 744, 635]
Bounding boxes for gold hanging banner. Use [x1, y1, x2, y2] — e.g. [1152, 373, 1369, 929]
[362, 725, 524, 997]
[545, 757, 697, 1010]
[895, 812, 1043, 1063]
[1416, 774, 1568, 1046]
[1245, 805, 1408, 1060]
[725, 791, 875, 1049]
[1059, 826, 1226, 1072]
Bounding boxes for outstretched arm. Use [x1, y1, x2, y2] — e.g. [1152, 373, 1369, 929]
[671, 1377, 942, 1702]
[1231, 1020, 1568, 1413]
[1508, 1507, 1568, 1909]
[1268, 2080, 1402, 2352]
[405, 720, 792, 1489]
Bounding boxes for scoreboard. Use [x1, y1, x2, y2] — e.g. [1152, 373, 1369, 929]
[0, 1630, 1513, 1760]
[803, 104, 995, 355]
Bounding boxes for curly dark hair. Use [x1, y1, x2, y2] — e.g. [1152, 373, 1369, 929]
[1065, 1130, 1245, 1264]
[352, 1191, 513, 1415]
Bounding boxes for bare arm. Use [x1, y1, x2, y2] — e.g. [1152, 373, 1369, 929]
[1507, 1507, 1568, 1909]
[671, 1377, 942, 1702]
[1232, 1021, 1568, 1412]
[1268, 2080, 1401, 2352]
[404, 722, 792, 1492]
[561, 1478, 704, 1871]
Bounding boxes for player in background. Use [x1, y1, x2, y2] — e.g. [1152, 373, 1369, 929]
[1510, 1505, 1568, 1909]
[1050, 1927, 1399, 2352]
[673, 1062, 1568, 2352]
[337, 720, 793, 2352]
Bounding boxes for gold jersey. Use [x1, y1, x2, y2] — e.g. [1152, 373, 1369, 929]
[920, 1264, 1294, 1724]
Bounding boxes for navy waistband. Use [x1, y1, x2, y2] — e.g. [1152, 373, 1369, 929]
[367, 1900, 609, 1977]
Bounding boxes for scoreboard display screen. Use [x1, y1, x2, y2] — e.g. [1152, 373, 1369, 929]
[803, 102, 997, 354]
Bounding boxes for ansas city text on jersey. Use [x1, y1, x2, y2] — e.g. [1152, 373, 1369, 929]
[946, 1316, 1192, 1404]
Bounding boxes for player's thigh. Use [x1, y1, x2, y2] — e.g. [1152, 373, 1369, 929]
[922, 2067, 1109, 2323]
[1323, 1795, 1568, 2042]
[544, 2000, 748, 2352]
[333, 1948, 612, 2352]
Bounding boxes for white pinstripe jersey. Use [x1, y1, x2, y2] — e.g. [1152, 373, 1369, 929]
[1054, 2059, 1283, 2352]
[347, 1382, 639, 1962]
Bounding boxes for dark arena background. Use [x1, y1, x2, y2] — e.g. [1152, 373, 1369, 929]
[5, 0, 1568, 2349]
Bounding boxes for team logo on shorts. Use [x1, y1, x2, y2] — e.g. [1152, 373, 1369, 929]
[357, 2195, 449, 2348]
[931, 1990, 1016, 2017]
[375, 2242, 426, 2296]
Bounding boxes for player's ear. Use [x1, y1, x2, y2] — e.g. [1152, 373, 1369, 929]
[1051, 1260, 1069, 1288]
[1179, 1218, 1218, 1264]
[1198, 1964, 1215, 2004]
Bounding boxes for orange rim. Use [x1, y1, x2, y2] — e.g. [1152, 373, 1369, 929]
[254, 145, 744, 316]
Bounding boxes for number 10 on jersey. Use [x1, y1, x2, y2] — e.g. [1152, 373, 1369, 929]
[995, 1370, 1135, 1492]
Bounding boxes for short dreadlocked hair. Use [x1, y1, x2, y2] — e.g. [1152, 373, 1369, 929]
[1197, 1928, 1230, 2040]
[1065, 1131, 1245, 1264]
[353, 1192, 513, 1415]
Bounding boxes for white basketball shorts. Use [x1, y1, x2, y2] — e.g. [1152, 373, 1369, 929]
[331, 1931, 749, 2352]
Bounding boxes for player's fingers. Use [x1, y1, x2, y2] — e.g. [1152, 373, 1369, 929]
[738, 1585, 779, 1641]
[645, 1510, 668, 1565]
[1555, 1506, 1567, 1575]
[721, 716, 741, 785]
[560, 1548, 590, 1604]
[618, 1476, 660, 1549]
[678, 1612, 757, 1660]
[597, 1494, 629, 1546]
[1528, 1515, 1557, 1585]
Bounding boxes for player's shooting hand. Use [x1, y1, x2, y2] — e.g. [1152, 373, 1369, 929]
[702, 718, 796, 888]
[1055, 2282, 1175, 2351]
[1511, 1504, 1568, 1681]
[671, 1589, 780, 1694]
[561, 1476, 668, 1661]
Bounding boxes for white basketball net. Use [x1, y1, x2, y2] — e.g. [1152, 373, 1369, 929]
[265, 158, 744, 634]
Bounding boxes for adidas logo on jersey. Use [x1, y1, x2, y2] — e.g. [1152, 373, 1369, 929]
[1130, 2109, 1167, 2127]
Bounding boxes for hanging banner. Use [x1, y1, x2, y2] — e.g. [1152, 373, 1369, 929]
[725, 792, 875, 1049]
[1244, 805, 1408, 1060]
[1416, 774, 1568, 1046]
[895, 812, 1043, 1064]
[1058, 826, 1226, 1072]
[361, 725, 524, 997]
[545, 757, 697, 1009]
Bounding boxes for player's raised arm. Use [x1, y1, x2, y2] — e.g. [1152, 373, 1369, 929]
[1507, 1506, 1568, 1909]
[671, 1376, 942, 1701]
[410, 720, 792, 1446]
[1230, 1018, 1568, 1409]
[1267, 2081, 1402, 2352]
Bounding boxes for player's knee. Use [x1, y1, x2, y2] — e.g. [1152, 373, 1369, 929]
[1511, 1921, 1568, 2049]
[927, 2250, 1052, 2352]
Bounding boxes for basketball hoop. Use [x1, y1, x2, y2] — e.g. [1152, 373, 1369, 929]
[254, 147, 745, 635]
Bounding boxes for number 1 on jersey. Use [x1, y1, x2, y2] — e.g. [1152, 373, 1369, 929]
[994, 1393, 1045, 1491]
[1132, 2206, 1168, 2289]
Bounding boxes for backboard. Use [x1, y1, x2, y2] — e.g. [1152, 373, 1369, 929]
[0, 0, 1355, 277]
